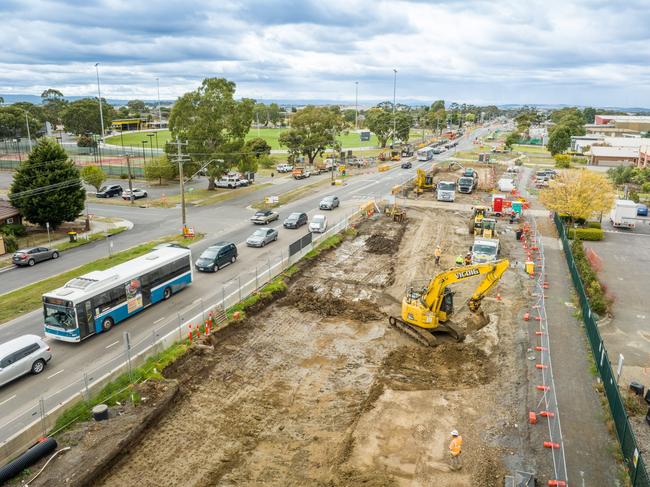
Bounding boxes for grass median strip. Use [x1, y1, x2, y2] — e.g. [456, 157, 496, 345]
[149, 183, 272, 207]
[251, 177, 333, 210]
[56, 226, 128, 252]
[0, 233, 203, 325]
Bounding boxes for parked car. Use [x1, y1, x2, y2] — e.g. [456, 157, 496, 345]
[637, 204, 648, 217]
[121, 188, 148, 200]
[246, 227, 279, 247]
[250, 209, 279, 224]
[194, 242, 237, 272]
[216, 176, 244, 189]
[96, 184, 123, 198]
[276, 163, 294, 173]
[283, 212, 308, 229]
[309, 214, 328, 233]
[319, 195, 340, 210]
[0, 334, 52, 387]
[401, 161, 412, 169]
[13, 246, 59, 267]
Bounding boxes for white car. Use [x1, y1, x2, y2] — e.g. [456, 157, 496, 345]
[216, 176, 243, 189]
[309, 214, 328, 233]
[276, 164, 294, 173]
[122, 188, 148, 200]
[0, 335, 52, 387]
[497, 178, 515, 192]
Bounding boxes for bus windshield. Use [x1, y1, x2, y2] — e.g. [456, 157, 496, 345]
[44, 303, 76, 329]
[438, 182, 455, 191]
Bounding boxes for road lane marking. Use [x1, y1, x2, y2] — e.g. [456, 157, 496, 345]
[153, 317, 166, 324]
[47, 369, 64, 379]
[0, 395, 16, 406]
[105, 340, 119, 349]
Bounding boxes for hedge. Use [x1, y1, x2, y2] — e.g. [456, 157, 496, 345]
[567, 227, 604, 241]
[585, 221, 602, 229]
[571, 239, 609, 315]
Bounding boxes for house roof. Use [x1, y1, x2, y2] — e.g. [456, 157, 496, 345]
[588, 146, 640, 158]
[599, 137, 650, 148]
[0, 201, 20, 221]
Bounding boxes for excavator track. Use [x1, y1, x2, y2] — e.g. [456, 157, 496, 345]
[388, 316, 437, 347]
[437, 322, 466, 342]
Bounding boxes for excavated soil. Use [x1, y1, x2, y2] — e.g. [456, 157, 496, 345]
[80, 208, 540, 487]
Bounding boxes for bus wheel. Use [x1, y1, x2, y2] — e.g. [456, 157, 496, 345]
[163, 287, 172, 300]
[102, 317, 114, 332]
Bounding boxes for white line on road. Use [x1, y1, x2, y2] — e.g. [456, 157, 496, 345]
[105, 340, 119, 349]
[0, 395, 16, 406]
[47, 369, 64, 379]
[153, 317, 166, 324]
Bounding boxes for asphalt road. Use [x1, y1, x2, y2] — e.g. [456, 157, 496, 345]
[0, 125, 493, 439]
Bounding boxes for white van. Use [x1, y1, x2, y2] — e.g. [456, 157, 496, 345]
[0, 335, 52, 387]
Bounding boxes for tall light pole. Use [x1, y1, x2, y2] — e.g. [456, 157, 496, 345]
[156, 77, 162, 127]
[392, 69, 397, 147]
[24, 111, 32, 152]
[354, 81, 359, 131]
[95, 63, 105, 142]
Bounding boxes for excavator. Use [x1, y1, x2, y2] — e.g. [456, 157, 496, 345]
[469, 205, 489, 234]
[414, 168, 435, 194]
[388, 259, 510, 346]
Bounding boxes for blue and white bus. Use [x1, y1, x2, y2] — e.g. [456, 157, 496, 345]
[417, 147, 434, 161]
[43, 246, 193, 342]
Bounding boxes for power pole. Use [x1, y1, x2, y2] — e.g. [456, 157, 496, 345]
[125, 154, 134, 204]
[392, 69, 397, 147]
[169, 137, 189, 231]
[355, 81, 359, 131]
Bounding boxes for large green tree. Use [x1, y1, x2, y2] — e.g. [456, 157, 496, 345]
[364, 108, 393, 147]
[80, 165, 107, 192]
[547, 125, 572, 155]
[41, 89, 67, 126]
[583, 107, 596, 124]
[9, 139, 85, 228]
[0, 103, 45, 139]
[169, 77, 254, 190]
[62, 98, 114, 135]
[278, 106, 344, 165]
[394, 111, 413, 142]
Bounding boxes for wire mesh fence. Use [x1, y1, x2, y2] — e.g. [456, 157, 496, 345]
[0, 208, 364, 461]
[554, 213, 650, 486]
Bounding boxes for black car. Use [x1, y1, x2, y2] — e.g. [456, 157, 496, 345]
[96, 184, 123, 198]
[283, 212, 308, 229]
[401, 161, 412, 169]
[195, 242, 237, 272]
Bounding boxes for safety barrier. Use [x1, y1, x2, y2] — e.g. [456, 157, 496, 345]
[0, 207, 365, 465]
[554, 213, 650, 486]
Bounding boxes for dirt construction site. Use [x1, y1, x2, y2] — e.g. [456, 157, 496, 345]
[28, 200, 554, 486]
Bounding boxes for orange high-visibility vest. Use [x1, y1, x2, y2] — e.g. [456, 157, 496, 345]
[449, 436, 463, 456]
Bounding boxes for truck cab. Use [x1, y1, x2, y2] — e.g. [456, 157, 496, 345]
[436, 181, 456, 202]
[471, 238, 500, 264]
[457, 176, 476, 194]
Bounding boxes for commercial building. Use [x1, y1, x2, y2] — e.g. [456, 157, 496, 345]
[593, 115, 650, 133]
[585, 124, 639, 137]
[587, 146, 640, 167]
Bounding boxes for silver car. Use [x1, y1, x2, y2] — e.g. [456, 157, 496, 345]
[0, 334, 52, 387]
[319, 196, 340, 210]
[246, 227, 278, 247]
[13, 246, 59, 267]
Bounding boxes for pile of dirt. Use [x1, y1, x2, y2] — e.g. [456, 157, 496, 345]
[365, 234, 397, 254]
[381, 342, 495, 390]
[280, 286, 384, 321]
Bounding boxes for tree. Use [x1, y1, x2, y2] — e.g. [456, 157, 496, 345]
[583, 107, 596, 124]
[540, 170, 615, 223]
[547, 125, 572, 155]
[144, 157, 176, 185]
[394, 111, 413, 142]
[0, 103, 45, 139]
[0, 96, 4, 104]
[41, 89, 63, 100]
[9, 139, 85, 228]
[364, 108, 393, 147]
[464, 113, 476, 123]
[62, 98, 114, 135]
[127, 99, 146, 113]
[169, 77, 254, 190]
[80, 165, 107, 191]
[427, 107, 447, 134]
[553, 154, 571, 168]
[245, 137, 271, 159]
[77, 134, 97, 147]
[504, 132, 520, 149]
[278, 106, 344, 165]
[430, 100, 445, 112]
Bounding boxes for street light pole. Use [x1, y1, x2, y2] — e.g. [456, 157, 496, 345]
[141, 140, 147, 164]
[392, 69, 397, 147]
[95, 63, 105, 142]
[355, 81, 359, 131]
[147, 133, 155, 159]
[156, 77, 162, 127]
[24, 111, 32, 152]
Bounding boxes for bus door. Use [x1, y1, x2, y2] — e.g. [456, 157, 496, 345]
[76, 301, 95, 339]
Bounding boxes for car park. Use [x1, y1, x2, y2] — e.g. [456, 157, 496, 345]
[283, 212, 308, 229]
[309, 214, 328, 233]
[194, 242, 237, 272]
[319, 196, 340, 210]
[0, 334, 52, 387]
[246, 227, 279, 247]
[121, 188, 148, 200]
[401, 161, 412, 169]
[96, 184, 123, 198]
[250, 209, 279, 224]
[13, 246, 59, 267]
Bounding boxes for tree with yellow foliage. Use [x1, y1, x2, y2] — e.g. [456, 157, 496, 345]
[540, 169, 615, 223]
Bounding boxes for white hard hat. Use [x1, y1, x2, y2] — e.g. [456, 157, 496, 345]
[451, 430, 459, 437]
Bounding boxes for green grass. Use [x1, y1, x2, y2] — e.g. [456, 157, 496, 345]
[150, 183, 271, 207]
[56, 226, 127, 252]
[0, 233, 203, 325]
[512, 144, 551, 155]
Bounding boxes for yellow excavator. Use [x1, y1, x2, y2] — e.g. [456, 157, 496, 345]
[388, 259, 509, 346]
[415, 168, 435, 194]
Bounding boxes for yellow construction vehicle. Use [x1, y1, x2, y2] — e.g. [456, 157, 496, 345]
[390, 150, 401, 161]
[388, 259, 509, 346]
[414, 168, 435, 194]
[478, 218, 497, 238]
[469, 205, 490, 234]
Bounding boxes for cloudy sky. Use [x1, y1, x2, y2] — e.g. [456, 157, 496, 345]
[1, 0, 650, 107]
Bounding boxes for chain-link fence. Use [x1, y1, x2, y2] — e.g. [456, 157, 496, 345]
[554, 213, 650, 486]
[0, 208, 364, 463]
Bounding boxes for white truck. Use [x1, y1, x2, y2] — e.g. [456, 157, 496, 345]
[436, 181, 456, 202]
[471, 237, 500, 264]
[610, 199, 637, 229]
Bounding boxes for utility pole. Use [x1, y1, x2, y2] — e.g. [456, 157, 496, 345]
[392, 69, 397, 147]
[170, 137, 189, 231]
[24, 112, 32, 152]
[125, 154, 134, 204]
[355, 81, 359, 131]
[156, 77, 162, 127]
[95, 63, 105, 142]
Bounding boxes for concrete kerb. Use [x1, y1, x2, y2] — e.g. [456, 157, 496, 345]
[0, 209, 363, 466]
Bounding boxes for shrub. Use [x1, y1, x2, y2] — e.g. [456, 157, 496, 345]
[554, 154, 571, 168]
[585, 221, 602, 229]
[2, 233, 17, 252]
[567, 227, 604, 241]
[571, 238, 610, 315]
[0, 223, 27, 237]
[629, 190, 640, 203]
[514, 158, 523, 166]
[642, 182, 650, 193]
[77, 134, 97, 148]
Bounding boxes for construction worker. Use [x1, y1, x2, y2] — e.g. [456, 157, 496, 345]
[449, 430, 463, 470]
[455, 255, 464, 266]
[434, 246, 442, 266]
[464, 253, 472, 266]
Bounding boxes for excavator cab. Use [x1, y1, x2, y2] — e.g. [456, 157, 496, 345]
[439, 288, 454, 322]
[481, 218, 497, 239]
